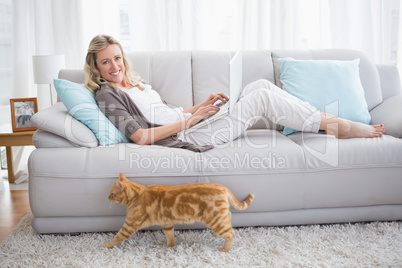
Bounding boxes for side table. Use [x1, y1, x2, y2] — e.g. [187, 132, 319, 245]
[0, 130, 35, 183]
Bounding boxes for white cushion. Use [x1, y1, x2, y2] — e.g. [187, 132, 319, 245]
[31, 102, 98, 148]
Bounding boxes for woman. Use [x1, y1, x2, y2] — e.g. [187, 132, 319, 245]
[85, 35, 385, 149]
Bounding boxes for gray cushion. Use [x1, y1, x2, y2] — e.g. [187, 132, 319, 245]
[370, 95, 402, 138]
[376, 64, 402, 100]
[126, 51, 193, 109]
[58, 69, 87, 83]
[288, 132, 402, 169]
[192, 51, 232, 105]
[191, 50, 274, 106]
[31, 102, 98, 148]
[33, 129, 79, 148]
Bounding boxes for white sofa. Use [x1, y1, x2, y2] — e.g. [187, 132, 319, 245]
[29, 49, 402, 234]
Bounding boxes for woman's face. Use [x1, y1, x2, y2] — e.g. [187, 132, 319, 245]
[96, 44, 125, 86]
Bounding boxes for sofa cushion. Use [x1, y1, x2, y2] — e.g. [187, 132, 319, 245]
[376, 64, 402, 100]
[191, 51, 232, 105]
[272, 49, 383, 111]
[32, 129, 79, 148]
[191, 51, 275, 106]
[126, 51, 193, 109]
[370, 95, 402, 138]
[288, 132, 402, 168]
[278, 58, 371, 135]
[286, 132, 402, 208]
[54, 79, 129, 146]
[31, 102, 98, 147]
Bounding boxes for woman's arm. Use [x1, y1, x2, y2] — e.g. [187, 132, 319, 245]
[183, 93, 229, 114]
[97, 85, 223, 145]
[130, 104, 220, 145]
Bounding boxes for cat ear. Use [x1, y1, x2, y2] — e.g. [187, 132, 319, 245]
[119, 173, 128, 181]
[116, 180, 125, 191]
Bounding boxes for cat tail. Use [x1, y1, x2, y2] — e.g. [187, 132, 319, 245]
[227, 190, 254, 210]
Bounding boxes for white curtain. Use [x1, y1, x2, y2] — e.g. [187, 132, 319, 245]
[327, 0, 398, 64]
[120, 0, 399, 65]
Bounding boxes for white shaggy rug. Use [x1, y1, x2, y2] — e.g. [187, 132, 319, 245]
[1, 213, 402, 267]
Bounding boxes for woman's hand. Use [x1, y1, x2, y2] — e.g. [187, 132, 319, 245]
[187, 104, 220, 127]
[183, 93, 229, 114]
[200, 93, 229, 107]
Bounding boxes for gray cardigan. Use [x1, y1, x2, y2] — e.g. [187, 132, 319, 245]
[95, 84, 213, 152]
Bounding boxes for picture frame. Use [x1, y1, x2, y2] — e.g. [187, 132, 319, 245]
[10, 98, 39, 132]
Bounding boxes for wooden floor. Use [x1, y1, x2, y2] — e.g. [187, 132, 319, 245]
[0, 190, 30, 242]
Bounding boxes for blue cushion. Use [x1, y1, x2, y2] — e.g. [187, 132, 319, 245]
[54, 79, 129, 146]
[278, 58, 371, 135]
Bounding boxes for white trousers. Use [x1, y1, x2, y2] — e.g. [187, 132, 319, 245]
[182, 79, 322, 146]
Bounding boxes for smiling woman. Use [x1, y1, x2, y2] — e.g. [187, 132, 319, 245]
[84, 35, 143, 94]
[96, 45, 126, 87]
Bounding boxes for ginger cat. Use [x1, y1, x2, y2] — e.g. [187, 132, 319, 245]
[104, 173, 254, 252]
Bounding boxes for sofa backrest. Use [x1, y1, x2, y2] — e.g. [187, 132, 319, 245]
[59, 49, 383, 110]
[191, 50, 274, 105]
[127, 50, 275, 108]
[126, 51, 193, 109]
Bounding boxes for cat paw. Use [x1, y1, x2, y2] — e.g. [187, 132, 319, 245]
[219, 247, 230, 252]
[103, 243, 115, 248]
[164, 242, 174, 247]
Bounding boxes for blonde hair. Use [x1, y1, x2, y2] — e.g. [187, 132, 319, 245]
[84, 35, 143, 93]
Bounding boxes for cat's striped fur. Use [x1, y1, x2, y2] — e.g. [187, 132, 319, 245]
[104, 173, 254, 252]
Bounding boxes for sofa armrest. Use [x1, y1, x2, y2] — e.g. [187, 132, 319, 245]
[370, 95, 402, 138]
[31, 102, 99, 147]
[376, 64, 402, 100]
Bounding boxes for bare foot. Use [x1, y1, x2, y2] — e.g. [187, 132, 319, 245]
[321, 113, 385, 139]
[327, 120, 385, 139]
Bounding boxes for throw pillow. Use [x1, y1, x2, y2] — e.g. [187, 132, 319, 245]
[278, 58, 371, 135]
[31, 102, 99, 148]
[54, 79, 129, 146]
